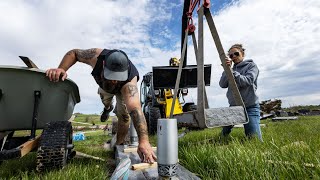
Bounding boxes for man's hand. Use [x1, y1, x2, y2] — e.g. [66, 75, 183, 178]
[137, 141, 157, 163]
[46, 68, 67, 82]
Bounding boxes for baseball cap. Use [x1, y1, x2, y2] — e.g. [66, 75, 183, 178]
[103, 50, 129, 81]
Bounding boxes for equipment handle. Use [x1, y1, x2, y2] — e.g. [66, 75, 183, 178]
[19, 56, 39, 68]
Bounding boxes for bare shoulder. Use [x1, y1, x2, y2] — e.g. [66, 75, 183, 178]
[121, 77, 141, 111]
[122, 77, 138, 98]
[72, 48, 103, 67]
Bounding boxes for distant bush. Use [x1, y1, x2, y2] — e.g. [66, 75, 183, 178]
[284, 105, 320, 112]
[85, 116, 91, 122]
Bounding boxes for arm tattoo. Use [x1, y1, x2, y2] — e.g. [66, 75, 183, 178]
[127, 85, 138, 97]
[130, 108, 148, 139]
[74, 48, 96, 61]
[66, 50, 73, 56]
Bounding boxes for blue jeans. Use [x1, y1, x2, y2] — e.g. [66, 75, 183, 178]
[222, 104, 262, 141]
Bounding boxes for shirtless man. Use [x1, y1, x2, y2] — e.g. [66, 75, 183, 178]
[46, 48, 156, 163]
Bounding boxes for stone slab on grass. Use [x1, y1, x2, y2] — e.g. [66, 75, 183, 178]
[114, 145, 200, 180]
[272, 116, 298, 121]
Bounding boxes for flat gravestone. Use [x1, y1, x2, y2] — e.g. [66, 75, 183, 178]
[272, 116, 298, 121]
[114, 145, 200, 180]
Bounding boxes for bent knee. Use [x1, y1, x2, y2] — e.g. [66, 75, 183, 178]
[116, 113, 130, 124]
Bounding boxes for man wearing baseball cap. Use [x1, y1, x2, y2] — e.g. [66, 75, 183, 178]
[46, 48, 156, 163]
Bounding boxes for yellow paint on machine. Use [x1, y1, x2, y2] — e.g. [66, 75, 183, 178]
[163, 89, 183, 118]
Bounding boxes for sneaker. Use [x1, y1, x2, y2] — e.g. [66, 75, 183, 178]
[100, 105, 114, 122]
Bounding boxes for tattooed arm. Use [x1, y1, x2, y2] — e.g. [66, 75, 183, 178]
[46, 48, 103, 82]
[122, 77, 149, 142]
[59, 48, 103, 69]
[122, 77, 157, 163]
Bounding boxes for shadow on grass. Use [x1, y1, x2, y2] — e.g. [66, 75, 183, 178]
[0, 153, 37, 178]
[0, 149, 116, 179]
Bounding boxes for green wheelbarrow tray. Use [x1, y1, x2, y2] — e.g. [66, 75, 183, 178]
[0, 65, 81, 131]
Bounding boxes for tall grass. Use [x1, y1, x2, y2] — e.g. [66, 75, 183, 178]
[178, 116, 320, 179]
[0, 115, 113, 180]
[0, 153, 109, 180]
[1, 116, 320, 179]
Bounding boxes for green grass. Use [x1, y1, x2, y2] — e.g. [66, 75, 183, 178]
[0, 115, 115, 179]
[0, 154, 109, 180]
[1, 116, 320, 179]
[72, 114, 113, 126]
[0, 130, 113, 180]
[178, 116, 320, 179]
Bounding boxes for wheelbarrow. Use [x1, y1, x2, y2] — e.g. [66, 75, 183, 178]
[0, 57, 80, 171]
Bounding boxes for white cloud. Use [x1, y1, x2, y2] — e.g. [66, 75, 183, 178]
[199, 0, 320, 108]
[0, 0, 169, 114]
[0, 0, 319, 114]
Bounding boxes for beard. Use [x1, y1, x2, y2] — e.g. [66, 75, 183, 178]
[102, 80, 124, 94]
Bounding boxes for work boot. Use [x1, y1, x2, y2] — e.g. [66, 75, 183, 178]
[100, 105, 114, 122]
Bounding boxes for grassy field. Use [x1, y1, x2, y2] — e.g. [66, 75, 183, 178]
[1, 115, 320, 179]
[71, 114, 112, 126]
[0, 115, 114, 180]
[179, 115, 320, 179]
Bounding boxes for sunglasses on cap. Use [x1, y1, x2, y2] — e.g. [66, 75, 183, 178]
[228, 52, 240, 59]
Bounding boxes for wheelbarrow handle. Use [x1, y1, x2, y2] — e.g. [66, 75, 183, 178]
[19, 56, 39, 69]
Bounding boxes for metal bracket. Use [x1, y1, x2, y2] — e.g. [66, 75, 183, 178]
[0, 89, 2, 101]
[191, 33, 209, 109]
[196, 6, 206, 128]
[30, 91, 41, 140]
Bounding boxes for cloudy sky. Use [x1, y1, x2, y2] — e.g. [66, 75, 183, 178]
[0, 0, 319, 114]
